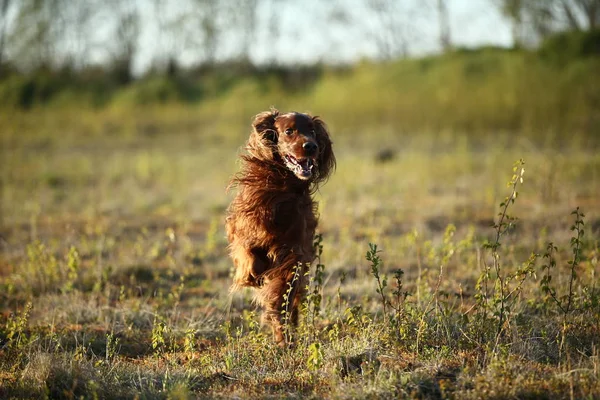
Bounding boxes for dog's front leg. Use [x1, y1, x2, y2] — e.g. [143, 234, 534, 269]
[257, 254, 309, 345]
[229, 242, 269, 289]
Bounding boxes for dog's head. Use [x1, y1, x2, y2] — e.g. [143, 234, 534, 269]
[248, 108, 335, 183]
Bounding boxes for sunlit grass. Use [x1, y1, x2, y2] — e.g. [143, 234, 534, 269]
[1, 106, 599, 398]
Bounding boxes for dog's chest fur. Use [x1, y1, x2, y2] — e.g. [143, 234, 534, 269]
[272, 192, 315, 234]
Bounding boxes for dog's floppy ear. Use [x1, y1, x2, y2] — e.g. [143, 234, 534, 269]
[248, 109, 280, 160]
[312, 116, 336, 183]
[252, 109, 279, 139]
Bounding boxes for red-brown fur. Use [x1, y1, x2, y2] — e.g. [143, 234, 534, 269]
[226, 108, 335, 344]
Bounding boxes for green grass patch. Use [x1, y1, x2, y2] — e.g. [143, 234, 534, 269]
[1, 108, 599, 397]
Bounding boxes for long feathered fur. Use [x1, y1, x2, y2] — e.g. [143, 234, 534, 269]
[226, 108, 335, 344]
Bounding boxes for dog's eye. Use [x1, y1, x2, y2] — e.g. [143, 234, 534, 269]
[310, 129, 316, 136]
[285, 128, 294, 135]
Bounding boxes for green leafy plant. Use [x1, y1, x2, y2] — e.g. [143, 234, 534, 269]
[24, 241, 59, 294]
[415, 224, 459, 354]
[62, 246, 80, 294]
[281, 263, 303, 344]
[391, 269, 407, 320]
[367, 243, 389, 320]
[4, 302, 33, 351]
[151, 316, 169, 354]
[183, 327, 196, 358]
[307, 342, 324, 371]
[541, 207, 586, 356]
[105, 331, 120, 363]
[304, 234, 326, 342]
[475, 159, 538, 354]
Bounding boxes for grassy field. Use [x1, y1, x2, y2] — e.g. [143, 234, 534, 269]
[1, 104, 599, 399]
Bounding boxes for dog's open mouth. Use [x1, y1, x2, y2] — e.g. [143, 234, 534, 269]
[284, 155, 315, 179]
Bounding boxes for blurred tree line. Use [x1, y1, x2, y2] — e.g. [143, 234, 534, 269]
[0, 0, 596, 74]
[497, 0, 599, 46]
[0, 0, 598, 120]
[0, 0, 435, 80]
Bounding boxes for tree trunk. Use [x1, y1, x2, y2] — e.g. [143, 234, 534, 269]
[562, 0, 581, 30]
[437, 0, 451, 52]
[0, 0, 10, 68]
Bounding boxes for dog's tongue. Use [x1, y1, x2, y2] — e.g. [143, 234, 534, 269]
[299, 159, 313, 177]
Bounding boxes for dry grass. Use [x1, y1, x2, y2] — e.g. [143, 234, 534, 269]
[1, 108, 599, 399]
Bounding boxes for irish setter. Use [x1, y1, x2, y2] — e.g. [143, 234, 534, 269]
[226, 108, 335, 345]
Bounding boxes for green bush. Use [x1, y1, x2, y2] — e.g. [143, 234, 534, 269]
[538, 29, 600, 65]
[112, 76, 202, 106]
[0, 45, 599, 137]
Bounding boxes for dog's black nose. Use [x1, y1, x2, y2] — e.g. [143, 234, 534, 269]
[303, 141, 317, 155]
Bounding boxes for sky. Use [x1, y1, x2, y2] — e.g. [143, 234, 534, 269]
[443, 0, 512, 49]
[2, 0, 514, 74]
[132, 0, 513, 74]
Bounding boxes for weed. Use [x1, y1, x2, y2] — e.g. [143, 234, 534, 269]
[2, 114, 599, 398]
[304, 234, 326, 342]
[24, 241, 60, 294]
[203, 217, 219, 257]
[566, 207, 585, 315]
[336, 271, 347, 324]
[280, 263, 303, 344]
[62, 246, 80, 294]
[472, 159, 539, 355]
[307, 342, 324, 372]
[183, 327, 196, 359]
[541, 207, 588, 358]
[105, 331, 120, 363]
[151, 316, 169, 354]
[367, 243, 389, 320]
[4, 302, 33, 351]
[390, 269, 408, 323]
